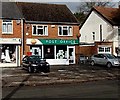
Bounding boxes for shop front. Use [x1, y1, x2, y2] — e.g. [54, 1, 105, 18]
[26, 39, 78, 65]
[0, 38, 21, 67]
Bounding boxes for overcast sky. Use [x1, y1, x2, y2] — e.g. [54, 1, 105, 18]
[13, 0, 120, 13]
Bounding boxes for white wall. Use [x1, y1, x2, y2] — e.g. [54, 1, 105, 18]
[80, 10, 119, 55]
[80, 11, 115, 43]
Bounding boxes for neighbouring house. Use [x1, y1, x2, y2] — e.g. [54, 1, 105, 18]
[0, 2, 80, 67]
[0, 2, 23, 67]
[80, 6, 120, 56]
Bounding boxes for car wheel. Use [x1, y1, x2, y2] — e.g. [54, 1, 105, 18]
[34, 67, 38, 73]
[91, 60, 95, 66]
[43, 67, 50, 73]
[107, 62, 112, 68]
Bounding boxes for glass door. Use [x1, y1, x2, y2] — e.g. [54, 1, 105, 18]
[67, 46, 75, 64]
[31, 47, 41, 57]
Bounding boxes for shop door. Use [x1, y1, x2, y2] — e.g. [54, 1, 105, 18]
[31, 47, 41, 57]
[68, 46, 75, 64]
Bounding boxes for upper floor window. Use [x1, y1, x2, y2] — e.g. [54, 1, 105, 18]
[58, 26, 72, 36]
[92, 32, 95, 40]
[2, 20, 13, 34]
[32, 25, 48, 36]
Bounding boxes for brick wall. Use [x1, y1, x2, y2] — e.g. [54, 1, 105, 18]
[0, 20, 21, 38]
[0, 19, 22, 63]
[78, 41, 113, 58]
[24, 24, 80, 55]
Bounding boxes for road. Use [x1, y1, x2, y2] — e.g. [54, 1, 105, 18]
[2, 80, 119, 99]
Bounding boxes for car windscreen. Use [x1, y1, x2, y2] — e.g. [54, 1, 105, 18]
[105, 54, 115, 59]
[29, 56, 41, 61]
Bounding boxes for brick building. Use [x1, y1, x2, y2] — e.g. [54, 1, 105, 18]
[0, 2, 80, 67]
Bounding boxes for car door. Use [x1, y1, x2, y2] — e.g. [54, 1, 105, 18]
[94, 54, 101, 64]
[98, 54, 107, 65]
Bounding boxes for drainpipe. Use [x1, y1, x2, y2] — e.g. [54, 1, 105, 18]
[21, 19, 24, 59]
[118, 27, 120, 56]
[100, 24, 102, 41]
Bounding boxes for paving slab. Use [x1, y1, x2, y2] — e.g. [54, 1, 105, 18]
[1, 65, 120, 87]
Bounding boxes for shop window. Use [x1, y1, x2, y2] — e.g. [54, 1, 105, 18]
[44, 45, 54, 59]
[58, 26, 72, 36]
[56, 45, 67, 59]
[2, 20, 13, 34]
[32, 25, 48, 36]
[0, 45, 16, 63]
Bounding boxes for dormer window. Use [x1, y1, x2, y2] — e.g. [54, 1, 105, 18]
[2, 20, 13, 34]
[58, 26, 72, 36]
[32, 25, 48, 36]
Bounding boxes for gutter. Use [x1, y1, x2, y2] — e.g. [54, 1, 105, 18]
[25, 20, 80, 25]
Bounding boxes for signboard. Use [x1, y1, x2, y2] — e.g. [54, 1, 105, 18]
[27, 39, 79, 45]
[0, 38, 21, 44]
[39, 39, 79, 45]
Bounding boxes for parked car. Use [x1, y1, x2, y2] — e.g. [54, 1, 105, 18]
[21, 55, 50, 73]
[90, 53, 120, 68]
[79, 54, 89, 64]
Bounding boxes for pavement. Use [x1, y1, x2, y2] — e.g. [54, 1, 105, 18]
[1, 64, 120, 87]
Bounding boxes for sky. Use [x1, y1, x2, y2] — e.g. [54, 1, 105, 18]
[8, 0, 120, 13]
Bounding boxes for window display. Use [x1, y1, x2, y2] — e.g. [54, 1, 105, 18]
[44, 45, 54, 59]
[56, 45, 67, 59]
[0, 44, 16, 63]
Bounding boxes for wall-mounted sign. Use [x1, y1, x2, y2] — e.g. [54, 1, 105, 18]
[0, 38, 21, 44]
[31, 39, 37, 44]
[40, 39, 79, 45]
[27, 39, 79, 45]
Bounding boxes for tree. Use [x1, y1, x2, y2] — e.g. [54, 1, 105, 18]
[74, 2, 116, 24]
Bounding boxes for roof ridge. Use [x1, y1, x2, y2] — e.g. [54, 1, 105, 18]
[93, 6, 118, 10]
[16, 2, 66, 6]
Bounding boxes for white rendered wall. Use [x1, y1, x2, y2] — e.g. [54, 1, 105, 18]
[80, 11, 115, 43]
[80, 10, 119, 55]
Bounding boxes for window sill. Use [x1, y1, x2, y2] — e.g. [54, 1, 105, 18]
[58, 35, 73, 37]
[32, 35, 48, 36]
[2, 33, 13, 35]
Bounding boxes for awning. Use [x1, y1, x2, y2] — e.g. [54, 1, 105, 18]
[26, 39, 79, 45]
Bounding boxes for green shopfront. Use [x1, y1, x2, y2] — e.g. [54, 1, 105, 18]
[26, 39, 79, 65]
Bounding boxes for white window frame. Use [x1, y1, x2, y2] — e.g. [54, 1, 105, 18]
[58, 26, 73, 36]
[92, 32, 95, 41]
[32, 25, 48, 36]
[2, 20, 13, 34]
[98, 46, 111, 54]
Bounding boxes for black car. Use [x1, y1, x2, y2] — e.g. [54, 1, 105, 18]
[21, 55, 50, 73]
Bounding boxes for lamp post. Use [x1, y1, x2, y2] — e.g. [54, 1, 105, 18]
[76, 33, 81, 64]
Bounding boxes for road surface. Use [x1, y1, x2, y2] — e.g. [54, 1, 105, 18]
[2, 80, 119, 99]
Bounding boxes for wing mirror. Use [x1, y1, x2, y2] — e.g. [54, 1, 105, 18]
[104, 57, 107, 59]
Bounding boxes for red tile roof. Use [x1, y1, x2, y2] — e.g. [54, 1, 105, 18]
[93, 6, 120, 25]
